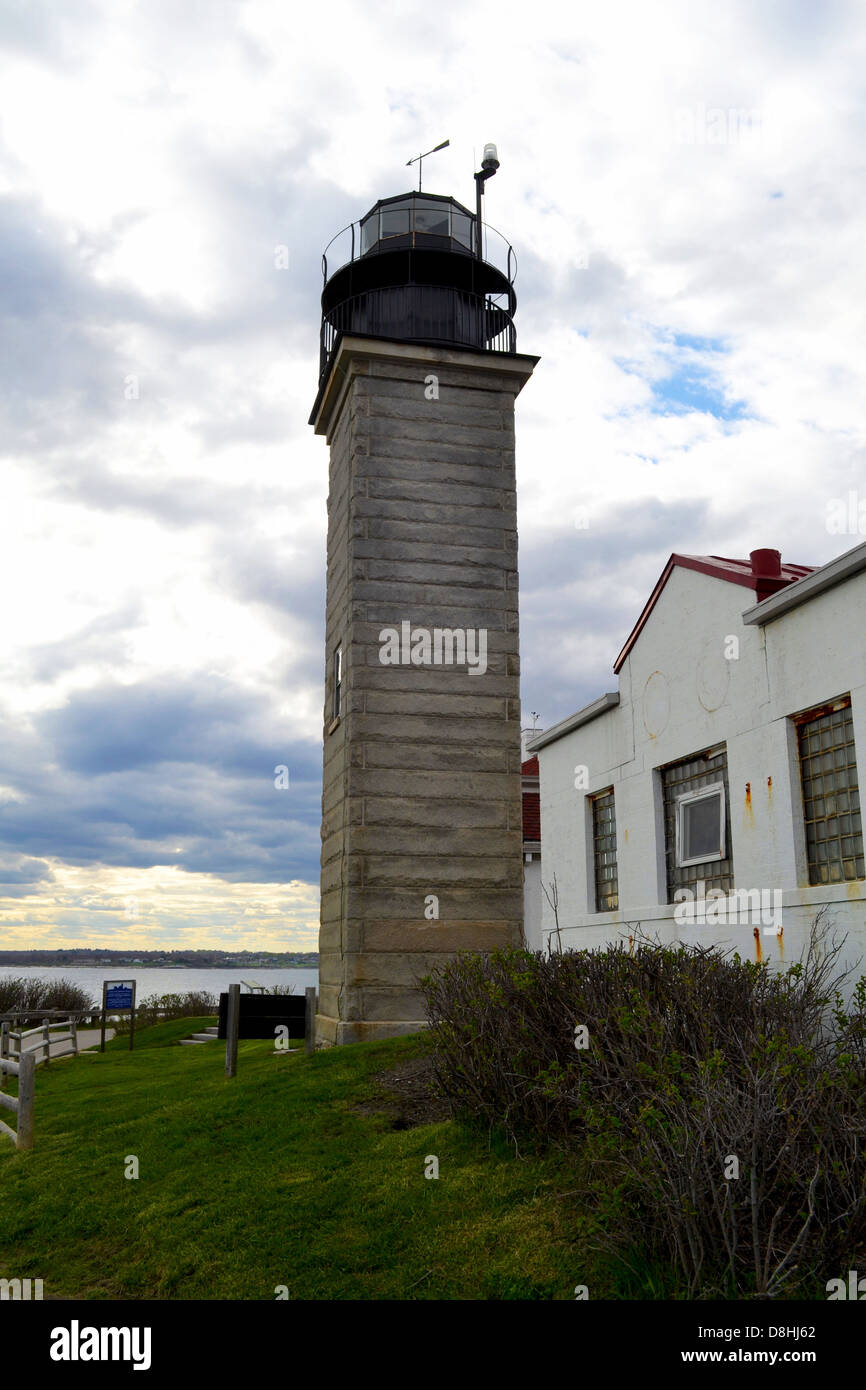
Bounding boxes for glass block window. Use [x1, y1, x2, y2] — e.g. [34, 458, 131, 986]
[662, 746, 733, 900]
[795, 697, 864, 885]
[591, 788, 618, 912]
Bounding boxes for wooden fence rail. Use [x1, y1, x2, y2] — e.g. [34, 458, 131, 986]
[0, 1017, 79, 1152]
[0, 1017, 78, 1071]
[0, 1034, 35, 1150]
[0, 1008, 92, 1029]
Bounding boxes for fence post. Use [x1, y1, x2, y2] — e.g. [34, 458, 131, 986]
[16, 1051, 35, 1151]
[305, 987, 316, 1055]
[225, 983, 240, 1078]
[42, 1020, 51, 1067]
[0, 1023, 7, 1093]
[71, 1017, 79, 1057]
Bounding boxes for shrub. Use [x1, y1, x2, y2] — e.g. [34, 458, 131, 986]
[421, 922, 866, 1297]
[0, 975, 96, 1025]
[111, 990, 219, 1032]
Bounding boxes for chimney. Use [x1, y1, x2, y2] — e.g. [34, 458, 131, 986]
[750, 548, 783, 601]
[521, 727, 543, 760]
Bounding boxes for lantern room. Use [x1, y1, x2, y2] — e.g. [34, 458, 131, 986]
[315, 189, 517, 394]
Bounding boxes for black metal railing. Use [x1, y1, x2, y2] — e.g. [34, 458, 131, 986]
[318, 285, 516, 383]
[322, 217, 517, 287]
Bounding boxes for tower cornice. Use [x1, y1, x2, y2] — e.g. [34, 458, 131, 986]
[310, 335, 538, 439]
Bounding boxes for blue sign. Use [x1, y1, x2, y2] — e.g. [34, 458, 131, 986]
[106, 986, 133, 1009]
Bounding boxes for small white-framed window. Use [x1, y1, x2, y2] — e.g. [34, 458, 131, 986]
[675, 782, 726, 867]
[332, 645, 342, 721]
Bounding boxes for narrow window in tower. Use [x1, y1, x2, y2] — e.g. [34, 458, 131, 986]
[332, 645, 342, 721]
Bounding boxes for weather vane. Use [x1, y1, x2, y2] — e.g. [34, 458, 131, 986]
[406, 139, 449, 192]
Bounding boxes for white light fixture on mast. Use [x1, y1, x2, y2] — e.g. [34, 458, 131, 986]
[474, 140, 500, 260]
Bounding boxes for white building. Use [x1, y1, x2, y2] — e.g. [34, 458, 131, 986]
[527, 543, 866, 984]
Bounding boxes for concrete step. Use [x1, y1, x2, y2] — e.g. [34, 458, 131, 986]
[202, 1027, 218, 1035]
[179, 1038, 207, 1046]
[190, 1031, 219, 1042]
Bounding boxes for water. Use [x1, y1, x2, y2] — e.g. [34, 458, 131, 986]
[0, 966, 318, 1010]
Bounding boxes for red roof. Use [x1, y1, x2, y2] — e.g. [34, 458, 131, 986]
[613, 552, 815, 675]
[522, 755, 540, 843]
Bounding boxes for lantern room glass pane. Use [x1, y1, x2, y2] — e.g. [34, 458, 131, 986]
[360, 215, 378, 253]
[451, 212, 472, 248]
[380, 206, 411, 239]
[414, 201, 450, 236]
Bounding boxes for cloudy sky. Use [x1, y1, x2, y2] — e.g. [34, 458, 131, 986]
[1, 0, 864, 950]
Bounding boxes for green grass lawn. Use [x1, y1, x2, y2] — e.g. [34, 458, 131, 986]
[0, 1019, 640, 1300]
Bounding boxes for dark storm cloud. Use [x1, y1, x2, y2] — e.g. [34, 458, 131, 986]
[519, 496, 710, 724]
[212, 534, 325, 643]
[37, 676, 306, 777]
[0, 681, 322, 882]
[523, 496, 709, 580]
[0, 854, 54, 895]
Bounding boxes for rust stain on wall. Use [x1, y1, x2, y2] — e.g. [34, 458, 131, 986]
[745, 782, 754, 823]
[753, 926, 762, 962]
[776, 925, 784, 961]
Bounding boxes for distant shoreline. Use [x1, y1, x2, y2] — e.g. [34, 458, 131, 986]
[0, 956, 319, 968]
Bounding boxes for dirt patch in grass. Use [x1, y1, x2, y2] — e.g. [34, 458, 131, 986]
[353, 1052, 452, 1129]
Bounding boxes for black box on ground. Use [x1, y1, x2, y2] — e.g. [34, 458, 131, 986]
[217, 992, 306, 1040]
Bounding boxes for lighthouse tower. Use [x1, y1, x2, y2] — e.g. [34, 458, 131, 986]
[309, 150, 537, 1046]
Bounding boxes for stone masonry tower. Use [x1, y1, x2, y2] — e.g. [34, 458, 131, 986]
[309, 156, 537, 1046]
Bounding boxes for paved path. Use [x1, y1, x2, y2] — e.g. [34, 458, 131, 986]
[20, 1028, 115, 1058]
